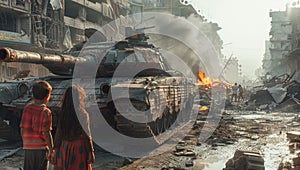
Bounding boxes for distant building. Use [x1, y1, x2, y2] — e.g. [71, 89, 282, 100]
[142, 0, 196, 17]
[262, 40, 272, 74]
[267, 10, 292, 76]
[263, 3, 300, 81]
[285, 4, 300, 80]
[223, 57, 239, 84]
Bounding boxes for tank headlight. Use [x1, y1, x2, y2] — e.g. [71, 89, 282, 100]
[18, 83, 28, 96]
[101, 83, 111, 95]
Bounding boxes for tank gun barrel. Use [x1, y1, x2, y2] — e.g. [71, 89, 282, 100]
[0, 48, 86, 65]
[0, 48, 89, 76]
[135, 26, 155, 34]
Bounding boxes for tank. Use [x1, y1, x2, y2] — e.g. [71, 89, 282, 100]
[0, 28, 196, 142]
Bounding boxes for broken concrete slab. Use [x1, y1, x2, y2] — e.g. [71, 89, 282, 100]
[277, 98, 300, 112]
[287, 131, 300, 142]
[185, 160, 193, 167]
[224, 150, 265, 170]
[293, 157, 300, 166]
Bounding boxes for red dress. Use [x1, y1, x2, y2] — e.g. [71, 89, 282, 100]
[54, 138, 92, 170]
[53, 112, 93, 170]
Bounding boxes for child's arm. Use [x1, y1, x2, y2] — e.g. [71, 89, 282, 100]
[41, 108, 54, 157]
[43, 131, 54, 153]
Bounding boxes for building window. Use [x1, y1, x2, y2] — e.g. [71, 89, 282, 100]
[16, 0, 25, 6]
[0, 12, 17, 32]
[8, 67, 17, 77]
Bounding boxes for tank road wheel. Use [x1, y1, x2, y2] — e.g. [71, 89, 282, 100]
[100, 107, 117, 130]
[112, 100, 153, 138]
[164, 111, 171, 130]
[115, 113, 152, 138]
[181, 96, 194, 122]
[155, 118, 164, 135]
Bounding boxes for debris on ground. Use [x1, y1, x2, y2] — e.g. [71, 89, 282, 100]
[223, 150, 265, 170]
[248, 72, 300, 112]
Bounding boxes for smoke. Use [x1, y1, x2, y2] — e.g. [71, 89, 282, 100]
[141, 13, 222, 78]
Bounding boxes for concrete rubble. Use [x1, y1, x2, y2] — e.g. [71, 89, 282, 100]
[277, 131, 300, 170]
[223, 150, 265, 170]
[248, 73, 300, 112]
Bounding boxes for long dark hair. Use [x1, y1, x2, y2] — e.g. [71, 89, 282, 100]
[59, 85, 89, 139]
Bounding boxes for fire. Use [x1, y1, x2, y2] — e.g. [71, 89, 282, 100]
[196, 71, 231, 89]
[199, 106, 208, 111]
[196, 71, 212, 90]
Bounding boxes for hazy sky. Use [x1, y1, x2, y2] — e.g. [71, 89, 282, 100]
[189, 0, 291, 79]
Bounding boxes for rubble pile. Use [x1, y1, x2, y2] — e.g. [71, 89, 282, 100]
[248, 73, 300, 112]
[277, 131, 300, 170]
[223, 150, 265, 170]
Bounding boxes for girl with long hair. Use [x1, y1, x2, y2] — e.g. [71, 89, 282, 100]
[51, 85, 95, 170]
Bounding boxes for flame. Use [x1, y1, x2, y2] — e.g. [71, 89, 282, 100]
[196, 71, 212, 89]
[199, 106, 208, 111]
[196, 71, 232, 89]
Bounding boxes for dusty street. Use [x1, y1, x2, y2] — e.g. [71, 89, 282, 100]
[1, 108, 299, 170]
[120, 110, 299, 170]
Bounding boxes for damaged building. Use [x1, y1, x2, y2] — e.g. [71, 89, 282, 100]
[0, 0, 135, 81]
[141, 0, 226, 78]
[263, 3, 300, 81]
[251, 2, 300, 111]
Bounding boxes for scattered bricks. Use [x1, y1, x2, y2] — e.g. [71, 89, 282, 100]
[183, 135, 195, 140]
[173, 151, 184, 156]
[195, 120, 205, 125]
[192, 124, 199, 130]
[225, 140, 236, 145]
[196, 142, 202, 146]
[173, 150, 196, 157]
[287, 131, 300, 142]
[278, 162, 292, 170]
[183, 150, 196, 157]
[178, 140, 186, 145]
[161, 165, 168, 170]
[250, 135, 260, 140]
[289, 143, 296, 154]
[175, 146, 185, 152]
[293, 157, 300, 166]
[185, 160, 194, 167]
[211, 143, 224, 147]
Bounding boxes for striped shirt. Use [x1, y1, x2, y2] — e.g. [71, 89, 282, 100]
[20, 103, 52, 149]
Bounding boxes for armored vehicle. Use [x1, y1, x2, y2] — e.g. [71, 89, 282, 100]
[0, 29, 196, 142]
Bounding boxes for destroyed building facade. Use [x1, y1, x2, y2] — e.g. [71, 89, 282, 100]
[0, 0, 134, 81]
[263, 3, 300, 81]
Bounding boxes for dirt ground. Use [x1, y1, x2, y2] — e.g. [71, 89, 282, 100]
[120, 109, 299, 170]
[1, 108, 300, 170]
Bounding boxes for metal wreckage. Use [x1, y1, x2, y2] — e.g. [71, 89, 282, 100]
[0, 27, 197, 142]
[248, 71, 300, 111]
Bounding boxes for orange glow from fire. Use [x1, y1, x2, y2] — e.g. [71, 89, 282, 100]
[196, 71, 212, 89]
[199, 106, 208, 111]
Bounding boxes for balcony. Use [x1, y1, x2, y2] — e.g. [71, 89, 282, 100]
[0, 0, 9, 6]
[11, 0, 30, 11]
[71, 0, 102, 13]
[64, 16, 101, 30]
[0, 0, 30, 13]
